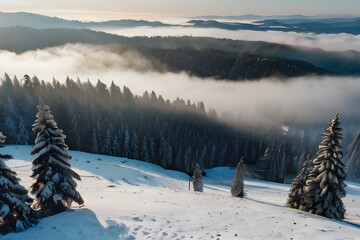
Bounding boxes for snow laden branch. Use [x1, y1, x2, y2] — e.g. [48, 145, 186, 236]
[30, 99, 84, 215]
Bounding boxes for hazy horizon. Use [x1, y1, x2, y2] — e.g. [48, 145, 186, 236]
[1, 0, 360, 21]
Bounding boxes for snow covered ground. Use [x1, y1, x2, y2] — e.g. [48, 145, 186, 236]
[2, 145, 360, 240]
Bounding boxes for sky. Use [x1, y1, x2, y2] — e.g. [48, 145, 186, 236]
[1, 0, 360, 19]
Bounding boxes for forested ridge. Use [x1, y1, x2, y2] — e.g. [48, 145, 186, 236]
[1, 27, 359, 78]
[0, 74, 318, 177]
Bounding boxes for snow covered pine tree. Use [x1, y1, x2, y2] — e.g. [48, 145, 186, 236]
[304, 113, 347, 219]
[0, 132, 35, 233]
[192, 163, 203, 192]
[30, 99, 84, 215]
[231, 158, 246, 198]
[287, 155, 312, 209]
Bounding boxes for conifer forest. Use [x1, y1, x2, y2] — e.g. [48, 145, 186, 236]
[1, 5, 360, 239]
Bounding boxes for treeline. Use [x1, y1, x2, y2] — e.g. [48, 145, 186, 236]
[0, 74, 315, 177]
[135, 47, 331, 80]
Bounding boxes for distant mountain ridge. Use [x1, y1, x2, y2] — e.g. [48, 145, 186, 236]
[0, 12, 173, 29]
[1, 26, 354, 80]
[1, 12, 360, 34]
[193, 14, 356, 21]
[188, 18, 360, 34]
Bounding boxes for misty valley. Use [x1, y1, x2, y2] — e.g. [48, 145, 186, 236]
[0, 10, 360, 240]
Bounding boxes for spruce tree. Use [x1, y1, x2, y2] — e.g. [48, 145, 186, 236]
[141, 137, 151, 162]
[287, 155, 312, 209]
[231, 158, 246, 198]
[345, 131, 360, 180]
[266, 147, 277, 182]
[184, 146, 192, 174]
[90, 128, 99, 154]
[123, 129, 130, 158]
[304, 113, 346, 219]
[112, 134, 121, 156]
[130, 129, 139, 160]
[100, 130, 112, 155]
[30, 100, 84, 214]
[0, 132, 35, 233]
[255, 147, 271, 180]
[192, 163, 203, 192]
[15, 118, 30, 145]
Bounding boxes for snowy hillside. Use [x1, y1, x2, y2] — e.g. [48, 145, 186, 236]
[2, 145, 360, 240]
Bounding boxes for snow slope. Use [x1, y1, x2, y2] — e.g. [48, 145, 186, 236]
[2, 145, 360, 240]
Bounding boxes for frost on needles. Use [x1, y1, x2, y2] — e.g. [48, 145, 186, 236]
[30, 99, 84, 214]
[304, 113, 346, 219]
[0, 132, 35, 233]
[287, 155, 312, 209]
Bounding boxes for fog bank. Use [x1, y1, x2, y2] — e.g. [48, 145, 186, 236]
[1, 44, 360, 127]
[93, 26, 360, 52]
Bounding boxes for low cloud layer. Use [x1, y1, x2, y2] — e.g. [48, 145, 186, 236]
[93, 26, 360, 52]
[1, 44, 360, 128]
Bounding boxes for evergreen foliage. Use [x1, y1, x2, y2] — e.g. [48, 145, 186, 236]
[192, 163, 203, 192]
[30, 100, 84, 214]
[345, 131, 360, 180]
[256, 145, 287, 183]
[0, 132, 35, 233]
[231, 158, 246, 198]
[122, 129, 131, 159]
[130, 129, 139, 160]
[303, 113, 346, 219]
[255, 147, 272, 180]
[112, 134, 121, 156]
[100, 130, 112, 155]
[287, 155, 312, 209]
[0, 74, 314, 175]
[90, 128, 99, 154]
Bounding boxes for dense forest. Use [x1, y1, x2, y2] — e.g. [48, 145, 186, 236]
[0, 27, 359, 76]
[0, 73, 324, 179]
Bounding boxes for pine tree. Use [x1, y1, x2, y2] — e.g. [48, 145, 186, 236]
[149, 137, 156, 161]
[184, 146, 192, 173]
[123, 129, 130, 158]
[2, 97, 20, 143]
[15, 118, 30, 145]
[345, 131, 360, 180]
[192, 163, 203, 192]
[2, 117, 16, 143]
[209, 145, 216, 168]
[0, 132, 35, 233]
[218, 143, 228, 166]
[71, 115, 81, 150]
[276, 148, 286, 183]
[231, 158, 246, 198]
[30, 100, 84, 214]
[96, 120, 102, 147]
[266, 147, 277, 182]
[174, 147, 183, 170]
[100, 130, 112, 155]
[198, 145, 207, 169]
[130, 129, 139, 160]
[255, 147, 271, 180]
[250, 145, 257, 162]
[90, 128, 99, 154]
[287, 155, 312, 209]
[112, 134, 121, 156]
[141, 137, 151, 162]
[159, 134, 172, 168]
[303, 113, 346, 219]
